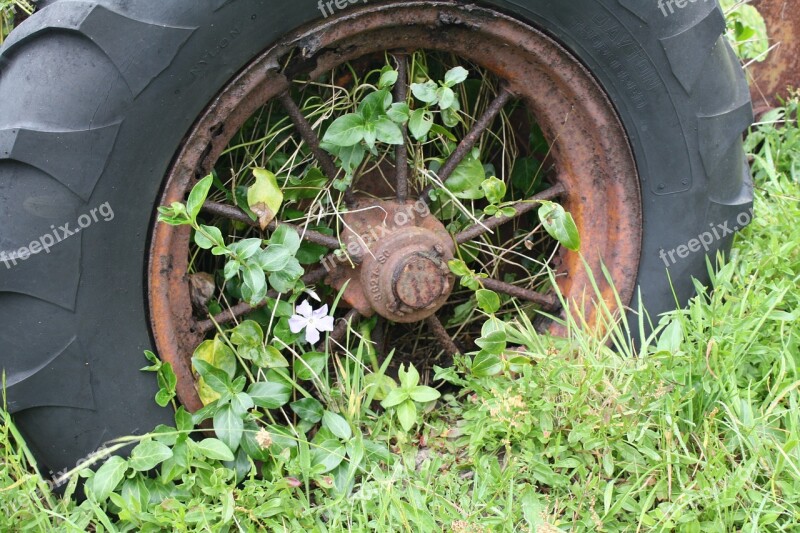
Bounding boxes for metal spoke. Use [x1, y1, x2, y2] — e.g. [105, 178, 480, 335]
[422, 87, 514, 202]
[197, 266, 329, 333]
[394, 53, 410, 202]
[425, 314, 461, 356]
[202, 201, 341, 249]
[277, 91, 340, 182]
[455, 182, 566, 244]
[480, 277, 559, 310]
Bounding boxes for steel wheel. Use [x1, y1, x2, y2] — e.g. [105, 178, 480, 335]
[148, 2, 641, 411]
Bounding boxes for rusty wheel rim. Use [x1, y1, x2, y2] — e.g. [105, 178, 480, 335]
[148, 2, 642, 412]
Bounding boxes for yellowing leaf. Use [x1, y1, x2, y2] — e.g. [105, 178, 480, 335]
[247, 168, 283, 230]
[193, 337, 236, 405]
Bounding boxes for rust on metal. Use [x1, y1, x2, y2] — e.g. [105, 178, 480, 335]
[393, 253, 449, 310]
[326, 197, 455, 323]
[750, 0, 800, 113]
[480, 277, 559, 310]
[394, 53, 410, 203]
[425, 315, 461, 356]
[202, 201, 341, 249]
[149, 1, 642, 411]
[277, 91, 342, 184]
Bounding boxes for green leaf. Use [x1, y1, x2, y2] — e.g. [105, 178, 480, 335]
[231, 392, 254, 416]
[248, 381, 291, 409]
[268, 258, 303, 294]
[159, 440, 188, 484]
[90, 456, 128, 502]
[311, 440, 346, 473]
[387, 102, 410, 123]
[322, 411, 352, 440]
[121, 477, 150, 513]
[157, 202, 191, 226]
[441, 105, 461, 128]
[290, 397, 324, 423]
[448, 259, 471, 277]
[379, 68, 399, 89]
[192, 358, 232, 397]
[186, 175, 214, 221]
[214, 404, 244, 452]
[445, 153, 486, 200]
[155, 362, 177, 407]
[364, 373, 397, 401]
[296, 240, 330, 265]
[336, 143, 366, 176]
[398, 363, 420, 389]
[437, 87, 456, 110]
[471, 352, 503, 377]
[294, 351, 327, 381]
[380, 388, 409, 408]
[657, 320, 684, 354]
[476, 289, 501, 314]
[409, 108, 434, 141]
[323, 113, 366, 147]
[359, 90, 392, 121]
[538, 201, 581, 251]
[429, 124, 458, 142]
[443, 66, 469, 87]
[142, 349, 159, 366]
[129, 441, 173, 472]
[224, 259, 240, 281]
[228, 238, 262, 260]
[175, 406, 193, 433]
[247, 168, 284, 231]
[511, 157, 543, 196]
[257, 345, 290, 369]
[192, 339, 237, 378]
[374, 117, 404, 145]
[192, 338, 237, 403]
[409, 386, 441, 403]
[243, 264, 267, 304]
[475, 330, 507, 355]
[194, 225, 225, 250]
[411, 80, 438, 103]
[270, 225, 302, 255]
[231, 320, 263, 346]
[195, 438, 235, 462]
[362, 121, 377, 150]
[396, 400, 417, 432]
[254, 245, 292, 272]
[481, 176, 507, 205]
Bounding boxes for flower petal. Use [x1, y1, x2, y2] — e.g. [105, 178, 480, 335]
[316, 315, 335, 333]
[305, 327, 321, 345]
[288, 315, 308, 334]
[312, 304, 329, 319]
[296, 300, 314, 319]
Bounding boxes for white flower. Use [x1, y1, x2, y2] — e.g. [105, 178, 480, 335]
[288, 300, 334, 345]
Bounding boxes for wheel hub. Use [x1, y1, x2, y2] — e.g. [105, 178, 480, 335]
[326, 197, 455, 323]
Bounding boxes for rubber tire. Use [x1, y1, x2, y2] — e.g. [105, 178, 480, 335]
[0, 0, 752, 478]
